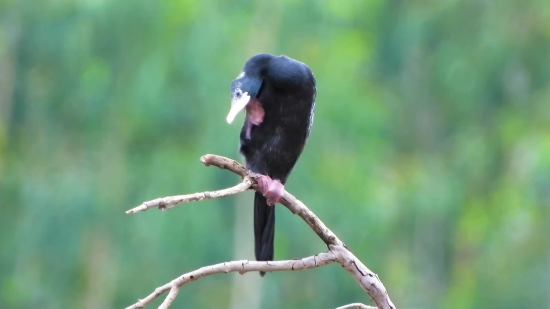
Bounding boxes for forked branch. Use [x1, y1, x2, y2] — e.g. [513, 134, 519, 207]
[125, 154, 396, 309]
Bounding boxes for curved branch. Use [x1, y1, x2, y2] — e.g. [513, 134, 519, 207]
[125, 251, 338, 309]
[125, 154, 396, 309]
[337, 303, 377, 309]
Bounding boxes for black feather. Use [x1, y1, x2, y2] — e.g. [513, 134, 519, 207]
[254, 192, 275, 277]
[230, 54, 316, 276]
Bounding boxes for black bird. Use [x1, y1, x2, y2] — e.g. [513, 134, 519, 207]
[226, 54, 316, 276]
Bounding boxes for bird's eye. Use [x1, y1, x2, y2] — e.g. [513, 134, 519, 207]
[235, 90, 242, 98]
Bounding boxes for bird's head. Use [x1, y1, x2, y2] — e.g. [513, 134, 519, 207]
[226, 54, 272, 125]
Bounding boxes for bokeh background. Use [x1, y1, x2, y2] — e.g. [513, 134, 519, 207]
[1, 0, 550, 308]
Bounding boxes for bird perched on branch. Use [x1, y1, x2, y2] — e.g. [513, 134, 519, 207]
[226, 53, 316, 276]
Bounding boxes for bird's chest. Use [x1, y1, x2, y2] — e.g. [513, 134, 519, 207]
[240, 119, 304, 169]
[239, 121, 281, 159]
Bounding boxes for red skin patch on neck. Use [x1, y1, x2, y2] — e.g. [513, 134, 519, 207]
[244, 99, 264, 139]
[246, 99, 264, 125]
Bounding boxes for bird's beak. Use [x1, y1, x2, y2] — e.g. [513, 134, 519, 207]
[226, 92, 251, 124]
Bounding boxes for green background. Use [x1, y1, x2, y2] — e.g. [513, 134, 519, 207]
[1, 0, 550, 308]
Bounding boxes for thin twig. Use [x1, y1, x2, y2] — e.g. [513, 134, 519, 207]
[125, 154, 396, 309]
[126, 178, 253, 214]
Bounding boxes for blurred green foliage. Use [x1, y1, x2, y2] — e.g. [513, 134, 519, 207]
[1, 0, 550, 308]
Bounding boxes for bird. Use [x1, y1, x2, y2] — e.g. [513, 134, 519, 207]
[226, 53, 316, 276]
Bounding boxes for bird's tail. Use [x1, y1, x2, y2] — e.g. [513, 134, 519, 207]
[254, 191, 275, 277]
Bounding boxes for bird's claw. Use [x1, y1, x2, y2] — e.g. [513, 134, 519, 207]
[257, 175, 284, 205]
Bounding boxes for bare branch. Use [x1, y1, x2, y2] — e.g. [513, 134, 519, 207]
[330, 245, 394, 309]
[126, 178, 253, 214]
[125, 252, 337, 309]
[125, 154, 396, 309]
[158, 285, 178, 309]
[200, 154, 249, 177]
[336, 303, 377, 309]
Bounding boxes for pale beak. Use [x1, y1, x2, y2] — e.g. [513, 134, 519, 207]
[226, 92, 251, 124]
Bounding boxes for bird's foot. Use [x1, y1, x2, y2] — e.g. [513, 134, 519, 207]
[257, 175, 284, 206]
